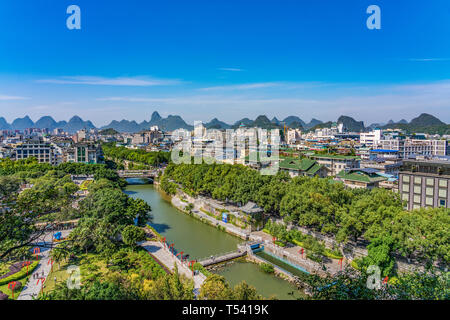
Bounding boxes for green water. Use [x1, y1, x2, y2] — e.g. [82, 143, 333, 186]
[213, 259, 306, 300]
[256, 251, 310, 278]
[124, 183, 241, 259]
[124, 181, 304, 300]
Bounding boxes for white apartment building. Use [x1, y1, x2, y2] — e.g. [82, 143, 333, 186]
[194, 122, 206, 138]
[360, 129, 382, 147]
[15, 140, 59, 165]
[314, 126, 338, 139]
[378, 138, 448, 158]
[287, 129, 302, 144]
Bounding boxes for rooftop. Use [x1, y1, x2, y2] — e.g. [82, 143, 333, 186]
[371, 149, 399, 153]
[337, 169, 387, 184]
[310, 154, 361, 160]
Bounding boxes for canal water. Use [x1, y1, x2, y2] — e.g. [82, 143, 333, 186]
[124, 180, 305, 300]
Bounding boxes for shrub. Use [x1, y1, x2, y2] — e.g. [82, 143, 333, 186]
[351, 259, 361, 270]
[324, 248, 343, 260]
[0, 261, 38, 285]
[193, 262, 212, 277]
[306, 253, 323, 263]
[260, 263, 274, 274]
[274, 240, 286, 247]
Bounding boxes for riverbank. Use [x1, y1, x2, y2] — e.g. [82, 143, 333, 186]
[171, 194, 250, 240]
[163, 186, 342, 276]
[125, 183, 306, 300]
[139, 240, 206, 297]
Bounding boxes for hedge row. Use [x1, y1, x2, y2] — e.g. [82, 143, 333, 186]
[0, 261, 39, 286]
[193, 262, 213, 278]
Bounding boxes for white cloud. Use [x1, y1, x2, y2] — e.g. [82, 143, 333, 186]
[0, 94, 29, 100]
[408, 58, 450, 62]
[198, 81, 328, 92]
[36, 76, 183, 86]
[199, 82, 282, 91]
[217, 67, 245, 72]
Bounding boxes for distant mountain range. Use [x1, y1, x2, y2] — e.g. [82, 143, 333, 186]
[0, 115, 95, 133]
[0, 112, 448, 135]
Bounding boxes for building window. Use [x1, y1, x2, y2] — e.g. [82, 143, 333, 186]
[438, 189, 447, 198]
[413, 204, 421, 210]
[440, 199, 446, 207]
[414, 177, 421, 184]
[425, 187, 434, 196]
[425, 197, 433, 206]
[413, 195, 421, 204]
[426, 178, 434, 186]
[413, 186, 421, 194]
[439, 179, 447, 188]
[402, 184, 409, 192]
[402, 175, 410, 183]
[402, 193, 409, 201]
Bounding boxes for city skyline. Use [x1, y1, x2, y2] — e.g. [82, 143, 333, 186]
[1, 0, 450, 125]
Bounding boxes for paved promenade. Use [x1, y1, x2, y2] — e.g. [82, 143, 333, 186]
[18, 230, 72, 300]
[140, 240, 206, 296]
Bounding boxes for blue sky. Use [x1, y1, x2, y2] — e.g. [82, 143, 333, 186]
[0, 0, 449, 126]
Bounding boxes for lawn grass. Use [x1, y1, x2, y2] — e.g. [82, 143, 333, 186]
[0, 274, 32, 300]
[39, 262, 71, 295]
[37, 253, 109, 298]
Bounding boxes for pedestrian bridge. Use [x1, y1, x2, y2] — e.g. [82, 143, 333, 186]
[117, 170, 160, 178]
[198, 249, 247, 267]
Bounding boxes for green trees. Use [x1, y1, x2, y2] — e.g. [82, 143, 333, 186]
[279, 176, 352, 234]
[0, 158, 122, 180]
[232, 281, 263, 300]
[1, 172, 82, 260]
[199, 274, 233, 300]
[309, 267, 449, 300]
[360, 235, 396, 277]
[70, 187, 152, 255]
[162, 162, 450, 267]
[149, 265, 194, 300]
[199, 274, 263, 300]
[122, 225, 146, 248]
[0, 176, 22, 199]
[102, 144, 171, 167]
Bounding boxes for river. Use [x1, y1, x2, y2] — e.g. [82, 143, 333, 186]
[124, 180, 305, 300]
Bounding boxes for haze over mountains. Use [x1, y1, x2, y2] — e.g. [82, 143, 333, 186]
[0, 112, 448, 134]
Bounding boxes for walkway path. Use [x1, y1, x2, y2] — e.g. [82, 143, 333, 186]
[18, 229, 72, 300]
[140, 240, 206, 297]
[172, 196, 250, 239]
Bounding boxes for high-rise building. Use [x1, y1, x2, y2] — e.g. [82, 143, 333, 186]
[359, 129, 383, 147]
[378, 138, 448, 158]
[399, 160, 450, 210]
[15, 139, 58, 165]
[71, 143, 102, 164]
